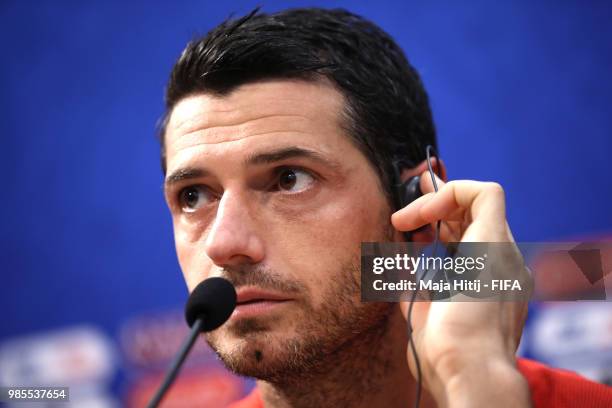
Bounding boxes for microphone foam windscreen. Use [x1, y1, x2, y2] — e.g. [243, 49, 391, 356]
[185, 277, 237, 332]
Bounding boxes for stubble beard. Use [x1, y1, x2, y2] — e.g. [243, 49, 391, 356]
[205, 222, 396, 385]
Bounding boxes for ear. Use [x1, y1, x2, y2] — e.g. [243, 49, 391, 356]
[399, 157, 447, 183]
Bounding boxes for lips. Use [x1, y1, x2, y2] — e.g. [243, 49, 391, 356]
[236, 287, 293, 304]
[231, 287, 293, 319]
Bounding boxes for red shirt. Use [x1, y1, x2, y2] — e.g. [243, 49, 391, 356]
[229, 358, 612, 408]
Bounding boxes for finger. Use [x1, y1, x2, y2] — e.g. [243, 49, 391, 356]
[391, 192, 466, 232]
[392, 172, 453, 232]
[420, 173, 468, 236]
[391, 192, 434, 231]
[410, 219, 462, 243]
[392, 180, 505, 233]
[437, 220, 463, 242]
[420, 180, 506, 229]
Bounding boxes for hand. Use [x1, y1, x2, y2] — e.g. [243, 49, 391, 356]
[391, 172, 531, 408]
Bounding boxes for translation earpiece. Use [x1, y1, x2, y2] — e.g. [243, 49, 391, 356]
[393, 175, 425, 241]
[396, 175, 423, 209]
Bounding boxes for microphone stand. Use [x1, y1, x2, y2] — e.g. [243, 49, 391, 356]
[146, 317, 204, 408]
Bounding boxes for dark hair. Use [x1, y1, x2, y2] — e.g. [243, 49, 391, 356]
[160, 7, 437, 205]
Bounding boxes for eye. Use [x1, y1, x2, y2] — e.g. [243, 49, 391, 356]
[277, 168, 315, 193]
[178, 186, 213, 212]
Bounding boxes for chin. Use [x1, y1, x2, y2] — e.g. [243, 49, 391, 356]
[206, 323, 304, 381]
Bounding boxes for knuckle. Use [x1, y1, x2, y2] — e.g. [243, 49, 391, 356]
[486, 182, 505, 195]
[445, 180, 458, 189]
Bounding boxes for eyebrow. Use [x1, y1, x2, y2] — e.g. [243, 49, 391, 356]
[243, 146, 338, 167]
[164, 146, 341, 189]
[164, 167, 211, 188]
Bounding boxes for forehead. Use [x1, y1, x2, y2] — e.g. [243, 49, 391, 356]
[164, 79, 350, 171]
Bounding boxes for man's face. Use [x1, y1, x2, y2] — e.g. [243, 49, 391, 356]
[164, 79, 395, 381]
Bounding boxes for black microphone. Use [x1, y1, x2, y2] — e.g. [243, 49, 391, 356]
[147, 277, 237, 408]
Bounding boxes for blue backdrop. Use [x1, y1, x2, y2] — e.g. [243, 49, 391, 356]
[1, 1, 611, 406]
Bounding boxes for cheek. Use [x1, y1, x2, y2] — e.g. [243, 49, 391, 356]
[173, 220, 214, 291]
[289, 181, 389, 248]
[267, 185, 390, 305]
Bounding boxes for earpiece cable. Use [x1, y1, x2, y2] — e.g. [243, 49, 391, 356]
[406, 145, 441, 408]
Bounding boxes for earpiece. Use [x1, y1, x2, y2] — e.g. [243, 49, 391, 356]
[391, 160, 425, 241]
[392, 175, 424, 241]
[394, 175, 423, 210]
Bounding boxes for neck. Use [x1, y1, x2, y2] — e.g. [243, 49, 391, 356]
[257, 306, 433, 408]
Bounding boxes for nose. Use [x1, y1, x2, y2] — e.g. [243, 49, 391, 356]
[204, 191, 265, 267]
